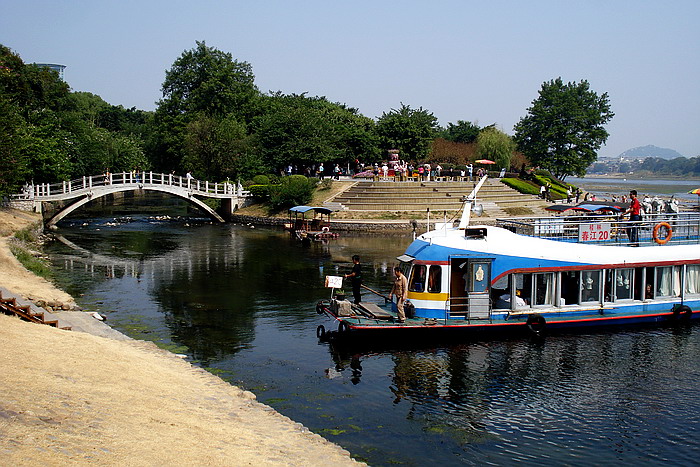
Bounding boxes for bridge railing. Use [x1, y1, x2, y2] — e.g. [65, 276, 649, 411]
[18, 172, 250, 200]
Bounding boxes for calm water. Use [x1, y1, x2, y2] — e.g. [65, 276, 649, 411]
[44, 214, 700, 466]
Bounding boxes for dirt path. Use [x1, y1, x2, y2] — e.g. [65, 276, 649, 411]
[0, 209, 361, 466]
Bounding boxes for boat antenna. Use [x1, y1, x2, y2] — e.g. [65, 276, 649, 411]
[458, 174, 488, 229]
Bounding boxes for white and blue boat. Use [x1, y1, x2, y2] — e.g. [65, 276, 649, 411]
[316, 177, 700, 341]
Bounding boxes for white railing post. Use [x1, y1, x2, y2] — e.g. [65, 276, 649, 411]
[68, 180, 72, 192]
[197, 180, 200, 192]
[205, 181, 209, 192]
[83, 176, 87, 189]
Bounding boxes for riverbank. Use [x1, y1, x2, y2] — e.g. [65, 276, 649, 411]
[0, 208, 362, 466]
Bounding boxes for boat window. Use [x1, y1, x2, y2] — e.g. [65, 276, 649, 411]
[581, 270, 601, 303]
[428, 265, 442, 293]
[656, 266, 681, 297]
[561, 271, 580, 305]
[409, 265, 427, 293]
[685, 265, 700, 295]
[533, 273, 555, 306]
[613, 269, 634, 301]
[513, 273, 532, 308]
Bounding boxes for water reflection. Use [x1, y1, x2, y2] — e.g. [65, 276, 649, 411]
[45, 218, 700, 466]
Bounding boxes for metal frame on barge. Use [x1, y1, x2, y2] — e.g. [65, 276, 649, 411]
[316, 176, 700, 342]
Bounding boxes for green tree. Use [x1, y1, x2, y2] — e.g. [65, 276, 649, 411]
[183, 112, 250, 180]
[151, 41, 260, 174]
[375, 104, 438, 161]
[253, 93, 378, 171]
[513, 78, 614, 179]
[476, 127, 516, 169]
[440, 120, 480, 144]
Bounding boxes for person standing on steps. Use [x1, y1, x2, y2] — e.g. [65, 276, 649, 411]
[344, 255, 362, 304]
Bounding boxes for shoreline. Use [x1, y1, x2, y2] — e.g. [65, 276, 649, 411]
[0, 208, 362, 466]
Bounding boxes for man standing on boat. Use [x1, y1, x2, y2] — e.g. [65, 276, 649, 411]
[389, 267, 409, 323]
[624, 190, 642, 246]
[344, 255, 362, 304]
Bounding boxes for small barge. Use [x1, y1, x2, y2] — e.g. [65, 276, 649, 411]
[285, 205, 339, 244]
[316, 177, 700, 342]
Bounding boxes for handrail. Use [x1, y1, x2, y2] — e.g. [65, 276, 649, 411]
[13, 172, 250, 201]
[495, 212, 700, 246]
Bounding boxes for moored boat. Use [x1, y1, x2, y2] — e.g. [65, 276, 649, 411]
[316, 177, 700, 342]
[285, 205, 339, 243]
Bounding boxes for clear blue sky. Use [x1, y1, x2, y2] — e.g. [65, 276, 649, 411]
[2, 0, 698, 158]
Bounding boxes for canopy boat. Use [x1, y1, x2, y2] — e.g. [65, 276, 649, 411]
[316, 176, 700, 342]
[286, 206, 339, 243]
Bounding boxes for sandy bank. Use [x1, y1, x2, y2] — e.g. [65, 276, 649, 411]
[0, 209, 361, 466]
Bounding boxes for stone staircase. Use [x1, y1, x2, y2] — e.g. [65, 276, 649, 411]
[328, 179, 548, 215]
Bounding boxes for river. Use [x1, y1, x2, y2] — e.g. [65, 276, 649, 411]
[45, 211, 700, 466]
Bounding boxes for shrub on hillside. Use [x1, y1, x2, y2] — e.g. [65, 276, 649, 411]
[501, 178, 540, 196]
[269, 175, 317, 210]
[252, 175, 270, 185]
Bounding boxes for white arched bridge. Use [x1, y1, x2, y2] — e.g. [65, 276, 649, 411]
[13, 172, 250, 227]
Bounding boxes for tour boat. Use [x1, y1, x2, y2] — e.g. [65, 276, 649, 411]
[316, 177, 700, 341]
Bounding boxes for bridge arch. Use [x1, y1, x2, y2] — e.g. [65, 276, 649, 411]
[45, 185, 225, 228]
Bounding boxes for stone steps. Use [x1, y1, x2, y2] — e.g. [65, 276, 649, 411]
[329, 178, 548, 214]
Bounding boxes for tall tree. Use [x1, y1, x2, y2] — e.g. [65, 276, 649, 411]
[440, 120, 480, 144]
[513, 78, 614, 179]
[476, 127, 516, 169]
[253, 93, 378, 172]
[375, 104, 438, 161]
[151, 41, 259, 174]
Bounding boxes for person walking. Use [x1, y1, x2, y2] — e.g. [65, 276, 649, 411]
[389, 266, 408, 323]
[344, 255, 362, 304]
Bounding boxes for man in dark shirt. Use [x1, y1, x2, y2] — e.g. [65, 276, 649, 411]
[344, 255, 362, 304]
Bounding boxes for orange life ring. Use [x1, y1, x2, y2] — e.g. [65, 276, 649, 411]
[321, 226, 329, 233]
[653, 222, 672, 244]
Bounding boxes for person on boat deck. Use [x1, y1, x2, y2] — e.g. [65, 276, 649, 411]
[389, 267, 409, 323]
[623, 190, 642, 246]
[344, 255, 362, 304]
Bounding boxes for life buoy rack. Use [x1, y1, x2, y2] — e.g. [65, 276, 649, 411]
[526, 314, 546, 336]
[652, 222, 672, 245]
[672, 304, 692, 320]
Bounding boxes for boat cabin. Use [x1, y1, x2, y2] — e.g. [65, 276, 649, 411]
[286, 205, 338, 241]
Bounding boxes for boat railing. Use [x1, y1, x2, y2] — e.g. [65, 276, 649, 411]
[495, 211, 700, 246]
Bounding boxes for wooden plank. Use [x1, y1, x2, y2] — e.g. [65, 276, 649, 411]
[358, 303, 393, 320]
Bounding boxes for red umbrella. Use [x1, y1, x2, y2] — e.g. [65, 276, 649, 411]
[688, 188, 700, 195]
[474, 159, 496, 165]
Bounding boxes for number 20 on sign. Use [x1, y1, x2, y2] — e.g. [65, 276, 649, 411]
[578, 223, 611, 242]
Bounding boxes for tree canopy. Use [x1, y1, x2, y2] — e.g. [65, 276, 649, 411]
[440, 120, 480, 144]
[375, 104, 439, 161]
[513, 78, 614, 179]
[476, 127, 516, 169]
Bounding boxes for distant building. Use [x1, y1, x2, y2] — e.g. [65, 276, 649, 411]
[33, 63, 66, 80]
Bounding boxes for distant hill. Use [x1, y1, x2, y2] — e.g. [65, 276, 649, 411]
[619, 145, 684, 160]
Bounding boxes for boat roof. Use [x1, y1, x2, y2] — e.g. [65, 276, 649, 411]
[545, 202, 623, 213]
[288, 206, 335, 215]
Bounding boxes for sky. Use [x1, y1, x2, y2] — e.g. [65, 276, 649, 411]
[2, 0, 699, 158]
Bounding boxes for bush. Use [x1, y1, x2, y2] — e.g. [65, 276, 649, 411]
[248, 184, 271, 200]
[269, 175, 317, 210]
[252, 174, 270, 185]
[319, 179, 333, 191]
